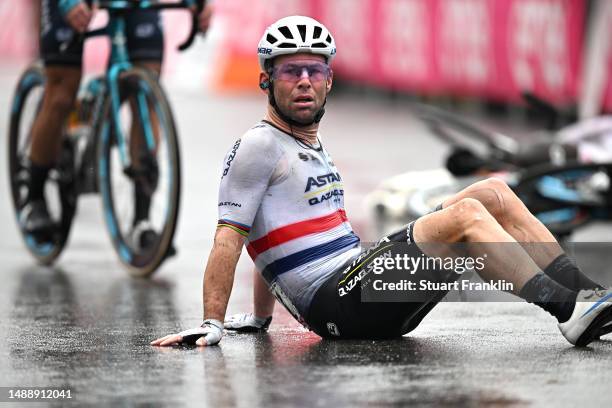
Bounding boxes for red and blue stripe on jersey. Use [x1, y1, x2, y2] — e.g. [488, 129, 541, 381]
[245, 209, 359, 282]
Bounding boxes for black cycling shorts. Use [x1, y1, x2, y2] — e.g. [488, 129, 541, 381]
[306, 221, 459, 339]
[40, 0, 164, 67]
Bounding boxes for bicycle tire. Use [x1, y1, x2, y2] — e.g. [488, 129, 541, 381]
[97, 67, 181, 277]
[8, 63, 77, 265]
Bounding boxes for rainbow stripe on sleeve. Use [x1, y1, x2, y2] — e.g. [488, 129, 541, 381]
[217, 219, 251, 237]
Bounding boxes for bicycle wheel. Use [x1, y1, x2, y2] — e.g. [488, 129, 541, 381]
[97, 67, 181, 277]
[8, 63, 77, 265]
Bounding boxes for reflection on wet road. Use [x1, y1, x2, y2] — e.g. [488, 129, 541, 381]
[5, 266, 612, 406]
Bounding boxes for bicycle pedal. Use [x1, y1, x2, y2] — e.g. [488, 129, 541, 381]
[165, 245, 177, 259]
[28, 225, 61, 245]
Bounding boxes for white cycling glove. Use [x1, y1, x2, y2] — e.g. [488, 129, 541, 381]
[224, 313, 272, 332]
[178, 319, 224, 346]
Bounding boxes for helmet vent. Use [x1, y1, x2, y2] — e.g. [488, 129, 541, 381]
[277, 42, 298, 48]
[313, 26, 322, 39]
[326, 34, 332, 43]
[311, 42, 327, 48]
[297, 24, 307, 42]
[266, 34, 278, 44]
[278, 26, 293, 39]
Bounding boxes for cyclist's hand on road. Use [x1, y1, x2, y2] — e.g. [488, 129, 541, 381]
[66, 1, 95, 33]
[198, 3, 214, 34]
[224, 313, 272, 332]
[150, 319, 224, 347]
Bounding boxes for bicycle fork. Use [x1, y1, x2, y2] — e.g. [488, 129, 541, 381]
[107, 66, 158, 179]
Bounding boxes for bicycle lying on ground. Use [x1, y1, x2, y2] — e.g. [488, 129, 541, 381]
[8, 0, 204, 277]
[366, 98, 612, 242]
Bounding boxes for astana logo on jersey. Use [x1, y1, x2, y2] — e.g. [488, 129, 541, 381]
[304, 172, 344, 206]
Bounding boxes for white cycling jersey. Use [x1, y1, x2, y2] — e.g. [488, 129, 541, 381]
[217, 121, 361, 324]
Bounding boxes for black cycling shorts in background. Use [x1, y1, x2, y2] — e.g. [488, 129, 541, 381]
[40, 0, 164, 67]
[306, 221, 459, 339]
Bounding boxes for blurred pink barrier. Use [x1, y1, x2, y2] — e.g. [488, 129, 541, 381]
[1, 0, 609, 111]
[312, 0, 584, 105]
[217, 0, 605, 108]
[0, 0, 38, 61]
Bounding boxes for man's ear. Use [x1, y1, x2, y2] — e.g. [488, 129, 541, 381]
[259, 72, 271, 93]
[326, 69, 333, 93]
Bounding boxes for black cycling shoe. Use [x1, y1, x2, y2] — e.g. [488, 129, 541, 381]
[165, 244, 177, 259]
[129, 220, 158, 252]
[19, 199, 54, 234]
[597, 322, 612, 339]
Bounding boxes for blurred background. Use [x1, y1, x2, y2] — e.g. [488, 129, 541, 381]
[1, 0, 611, 279]
[1, 2, 611, 406]
[2, 0, 610, 112]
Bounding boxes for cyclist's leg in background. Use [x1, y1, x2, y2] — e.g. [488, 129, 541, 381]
[24, 0, 83, 232]
[437, 178, 603, 290]
[124, 9, 164, 245]
[30, 67, 81, 168]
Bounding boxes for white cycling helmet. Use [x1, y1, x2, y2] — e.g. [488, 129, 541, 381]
[257, 16, 337, 71]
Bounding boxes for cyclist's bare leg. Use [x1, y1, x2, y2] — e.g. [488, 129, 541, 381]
[438, 177, 562, 269]
[413, 199, 579, 324]
[413, 198, 540, 295]
[29, 66, 81, 166]
[439, 178, 603, 290]
[20, 66, 80, 231]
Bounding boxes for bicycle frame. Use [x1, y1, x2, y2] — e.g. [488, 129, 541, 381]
[80, 15, 149, 173]
[9, 0, 199, 272]
[80, 0, 200, 173]
[367, 102, 612, 240]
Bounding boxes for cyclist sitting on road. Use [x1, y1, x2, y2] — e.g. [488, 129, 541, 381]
[151, 16, 612, 348]
[21, 0, 212, 249]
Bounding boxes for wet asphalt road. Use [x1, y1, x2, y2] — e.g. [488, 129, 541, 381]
[1, 63, 612, 407]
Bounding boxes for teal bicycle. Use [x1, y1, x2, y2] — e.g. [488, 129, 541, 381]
[8, 0, 204, 277]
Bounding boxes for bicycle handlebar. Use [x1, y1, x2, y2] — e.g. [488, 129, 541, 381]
[178, 1, 205, 51]
[412, 102, 519, 157]
[60, 0, 205, 54]
[521, 91, 577, 131]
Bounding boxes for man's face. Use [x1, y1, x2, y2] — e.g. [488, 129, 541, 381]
[262, 53, 333, 125]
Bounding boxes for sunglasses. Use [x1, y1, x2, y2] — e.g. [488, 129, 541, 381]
[271, 62, 331, 82]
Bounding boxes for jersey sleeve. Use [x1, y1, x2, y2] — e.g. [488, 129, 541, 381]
[217, 130, 283, 237]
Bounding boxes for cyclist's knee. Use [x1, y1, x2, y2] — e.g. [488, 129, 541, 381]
[44, 67, 81, 112]
[480, 177, 514, 199]
[480, 177, 528, 221]
[45, 84, 79, 117]
[454, 197, 488, 217]
[45, 67, 81, 117]
[462, 177, 518, 221]
[452, 198, 495, 239]
[418, 198, 492, 242]
[47, 90, 77, 116]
